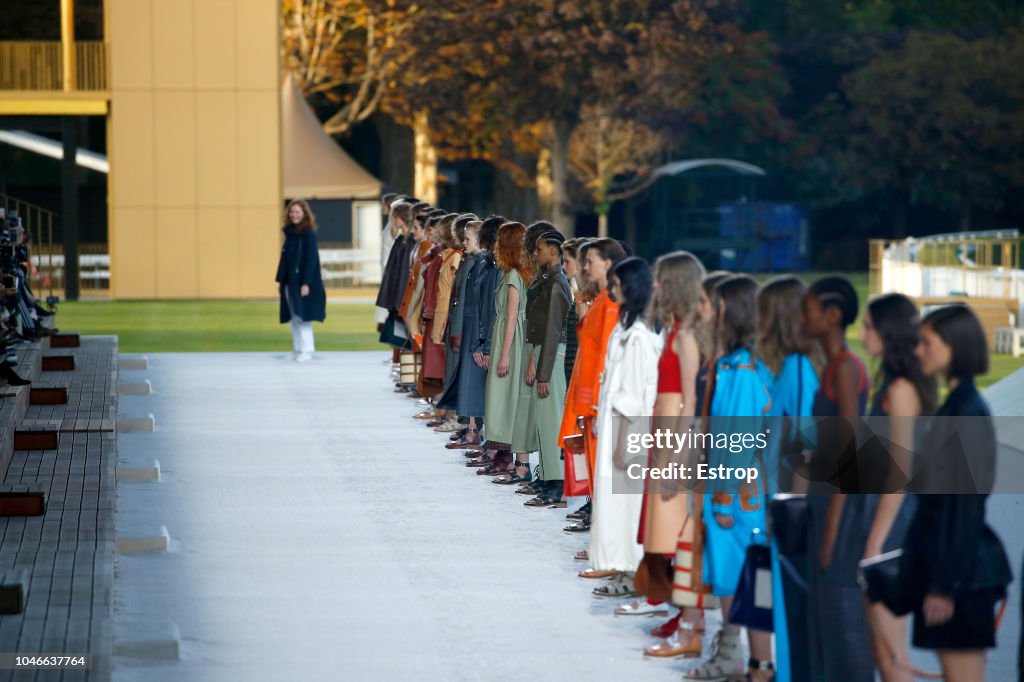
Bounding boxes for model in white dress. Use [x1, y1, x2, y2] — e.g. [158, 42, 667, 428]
[587, 319, 663, 572]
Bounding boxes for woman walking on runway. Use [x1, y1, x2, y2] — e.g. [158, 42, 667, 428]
[276, 199, 326, 362]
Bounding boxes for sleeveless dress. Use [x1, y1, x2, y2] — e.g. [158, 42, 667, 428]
[483, 269, 526, 450]
[637, 324, 685, 550]
[806, 350, 874, 682]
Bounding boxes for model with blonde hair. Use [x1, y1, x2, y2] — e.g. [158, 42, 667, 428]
[627, 251, 708, 657]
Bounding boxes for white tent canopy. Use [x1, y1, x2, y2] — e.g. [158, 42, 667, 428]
[282, 73, 381, 200]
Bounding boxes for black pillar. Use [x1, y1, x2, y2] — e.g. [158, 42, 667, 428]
[61, 116, 79, 301]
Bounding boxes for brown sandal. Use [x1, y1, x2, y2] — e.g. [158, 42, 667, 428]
[577, 569, 620, 579]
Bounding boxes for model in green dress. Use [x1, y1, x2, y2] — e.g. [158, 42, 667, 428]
[483, 267, 526, 451]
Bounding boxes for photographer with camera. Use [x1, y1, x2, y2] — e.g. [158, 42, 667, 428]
[0, 210, 60, 386]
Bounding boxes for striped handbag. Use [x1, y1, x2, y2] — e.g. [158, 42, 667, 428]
[671, 501, 720, 609]
[399, 352, 421, 386]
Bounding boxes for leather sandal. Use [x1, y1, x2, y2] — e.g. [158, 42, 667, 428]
[566, 502, 591, 520]
[476, 460, 512, 476]
[592, 574, 637, 598]
[748, 657, 776, 682]
[446, 437, 480, 450]
[644, 622, 701, 658]
[651, 612, 682, 639]
[524, 493, 566, 509]
[577, 569, 620, 579]
[493, 463, 532, 485]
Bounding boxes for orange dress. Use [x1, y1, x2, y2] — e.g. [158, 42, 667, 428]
[558, 289, 619, 493]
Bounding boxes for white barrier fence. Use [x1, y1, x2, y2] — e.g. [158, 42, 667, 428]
[33, 249, 382, 290]
[881, 256, 1024, 323]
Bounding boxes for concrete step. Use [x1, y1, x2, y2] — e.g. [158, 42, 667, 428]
[119, 355, 149, 371]
[113, 619, 180, 660]
[118, 380, 152, 396]
[117, 414, 155, 433]
[115, 525, 170, 555]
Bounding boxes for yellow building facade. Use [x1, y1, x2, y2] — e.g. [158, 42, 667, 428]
[107, 0, 282, 298]
[1, 0, 283, 299]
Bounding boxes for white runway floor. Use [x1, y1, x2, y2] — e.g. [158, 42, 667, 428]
[112, 352, 688, 681]
[111, 352, 1022, 681]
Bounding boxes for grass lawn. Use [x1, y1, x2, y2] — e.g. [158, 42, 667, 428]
[56, 271, 1024, 388]
[56, 300, 381, 353]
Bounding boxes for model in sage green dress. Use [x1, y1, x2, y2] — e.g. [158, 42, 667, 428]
[483, 268, 526, 450]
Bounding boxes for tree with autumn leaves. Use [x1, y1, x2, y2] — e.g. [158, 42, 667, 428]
[282, 0, 736, 233]
[282, 0, 1024, 250]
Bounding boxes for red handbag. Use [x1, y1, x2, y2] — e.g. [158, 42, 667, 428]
[563, 434, 589, 498]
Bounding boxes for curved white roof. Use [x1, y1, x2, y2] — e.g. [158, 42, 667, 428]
[651, 158, 767, 179]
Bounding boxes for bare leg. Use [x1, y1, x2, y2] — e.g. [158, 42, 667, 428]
[937, 649, 986, 682]
[863, 597, 914, 682]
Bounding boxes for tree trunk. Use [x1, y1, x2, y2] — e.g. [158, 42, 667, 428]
[413, 111, 437, 205]
[551, 116, 576, 237]
[373, 113, 414, 195]
[598, 212, 609, 238]
[536, 149, 554, 219]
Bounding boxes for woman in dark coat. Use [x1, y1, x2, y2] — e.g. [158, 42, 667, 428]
[275, 199, 326, 362]
[904, 304, 1011, 681]
[450, 217, 502, 448]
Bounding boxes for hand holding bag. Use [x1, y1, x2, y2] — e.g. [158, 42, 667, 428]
[857, 549, 917, 616]
[727, 453, 774, 632]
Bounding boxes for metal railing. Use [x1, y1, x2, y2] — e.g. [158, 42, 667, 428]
[0, 41, 108, 91]
[30, 243, 109, 294]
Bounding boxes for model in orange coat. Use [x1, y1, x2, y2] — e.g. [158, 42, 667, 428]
[558, 239, 627, 496]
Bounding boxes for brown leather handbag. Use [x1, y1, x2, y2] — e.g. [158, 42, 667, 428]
[635, 552, 675, 602]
